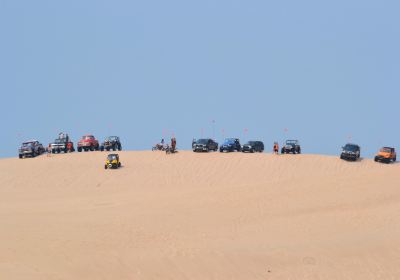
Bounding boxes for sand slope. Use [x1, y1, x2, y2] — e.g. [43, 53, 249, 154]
[0, 151, 400, 279]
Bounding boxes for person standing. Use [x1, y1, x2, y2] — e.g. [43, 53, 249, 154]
[273, 142, 279, 154]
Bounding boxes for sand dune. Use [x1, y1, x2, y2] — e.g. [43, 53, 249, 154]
[0, 151, 399, 279]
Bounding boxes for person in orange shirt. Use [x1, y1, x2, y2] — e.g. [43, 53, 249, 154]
[273, 142, 279, 154]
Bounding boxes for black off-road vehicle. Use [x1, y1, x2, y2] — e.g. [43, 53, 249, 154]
[242, 141, 264, 153]
[281, 140, 301, 154]
[193, 139, 218, 152]
[100, 136, 122, 151]
[340, 143, 361, 161]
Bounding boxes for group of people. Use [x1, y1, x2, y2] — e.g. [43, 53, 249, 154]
[155, 138, 177, 152]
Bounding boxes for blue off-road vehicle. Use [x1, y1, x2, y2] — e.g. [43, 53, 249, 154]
[219, 138, 241, 153]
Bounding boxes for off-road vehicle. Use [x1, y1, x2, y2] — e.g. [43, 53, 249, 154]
[340, 143, 361, 161]
[242, 141, 264, 153]
[193, 138, 218, 152]
[77, 135, 99, 152]
[50, 132, 75, 153]
[105, 154, 121, 169]
[374, 147, 396, 163]
[281, 140, 301, 154]
[18, 140, 45, 158]
[100, 136, 122, 151]
[219, 138, 241, 152]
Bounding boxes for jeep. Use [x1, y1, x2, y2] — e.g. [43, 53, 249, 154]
[100, 136, 122, 151]
[242, 141, 264, 153]
[77, 135, 99, 152]
[50, 132, 75, 153]
[219, 138, 241, 152]
[193, 138, 218, 152]
[340, 143, 361, 161]
[18, 140, 45, 158]
[281, 140, 301, 154]
[374, 147, 396, 163]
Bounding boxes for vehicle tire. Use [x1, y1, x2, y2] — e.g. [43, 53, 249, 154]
[90, 146, 94, 151]
[105, 165, 107, 169]
[31, 152, 36, 158]
[281, 148, 285, 154]
[393, 157, 397, 162]
[118, 162, 121, 167]
[19, 154, 22, 159]
[78, 147, 82, 152]
[84, 148, 88, 152]
[52, 149, 55, 154]
[113, 146, 116, 151]
[298, 148, 301, 154]
[100, 146, 104, 152]
[118, 145, 122, 151]
[374, 157, 378, 162]
[106, 147, 110, 151]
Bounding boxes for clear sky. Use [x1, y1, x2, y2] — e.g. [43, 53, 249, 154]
[1, 0, 399, 158]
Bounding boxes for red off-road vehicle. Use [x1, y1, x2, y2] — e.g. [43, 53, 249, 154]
[77, 135, 100, 152]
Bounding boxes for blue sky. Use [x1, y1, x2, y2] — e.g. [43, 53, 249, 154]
[1, 0, 399, 158]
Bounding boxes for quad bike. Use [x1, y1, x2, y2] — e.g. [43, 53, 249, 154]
[165, 145, 177, 154]
[152, 143, 166, 151]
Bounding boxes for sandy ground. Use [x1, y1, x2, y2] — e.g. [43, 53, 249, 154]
[0, 151, 400, 280]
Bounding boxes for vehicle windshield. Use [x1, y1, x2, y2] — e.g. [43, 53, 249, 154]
[381, 147, 392, 153]
[83, 136, 94, 140]
[106, 136, 118, 141]
[286, 140, 298, 145]
[344, 144, 359, 152]
[54, 139, 64, 144]
[22, 142, 33, 147]
[196, 139, 209, 144]
[224, 139, 235, 144]
[107, 155, 118, 160]
[247, 141, 256, 145]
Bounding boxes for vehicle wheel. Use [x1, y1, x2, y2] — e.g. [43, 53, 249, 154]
[100, 146, 104, 152]
[78, 147, 82, 152]
[84, 148, 89, 152]
[393, 157, 397, 162]
[113, 146, 116, 151]
[281, 148, 285, 154]
[104, 165, 107, 169]
[106, 147, 110, 151]
[118, 145, 122, 151]
[118, 162, 121, 167]
[31, 152, 36, 158]
[374, 157, 378, 162]
[90, 146, 94, 151]
[19, 154, 22, 159]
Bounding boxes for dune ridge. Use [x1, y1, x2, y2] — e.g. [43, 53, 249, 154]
[0, 151, 399, 279]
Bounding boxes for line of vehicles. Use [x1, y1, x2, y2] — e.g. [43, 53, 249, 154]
[191, 138, 396, 164]
[17, 133, 397, 165]
[18, 133, 122, 158]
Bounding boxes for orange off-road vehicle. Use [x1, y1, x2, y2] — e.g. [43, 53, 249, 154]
[374, 147, 396, 164]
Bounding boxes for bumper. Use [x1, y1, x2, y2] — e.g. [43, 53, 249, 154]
[341, 153, 358, 160]
[375, 156, 391, 162]
[193, 146, 208, 152]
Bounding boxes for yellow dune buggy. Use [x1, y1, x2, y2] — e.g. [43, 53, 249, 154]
[105, 154, 122, 169]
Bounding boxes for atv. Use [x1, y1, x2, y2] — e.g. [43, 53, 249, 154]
[374, 147, 396, 164]
[100, 136, 122, 151]
[104, 154, 121, 169]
